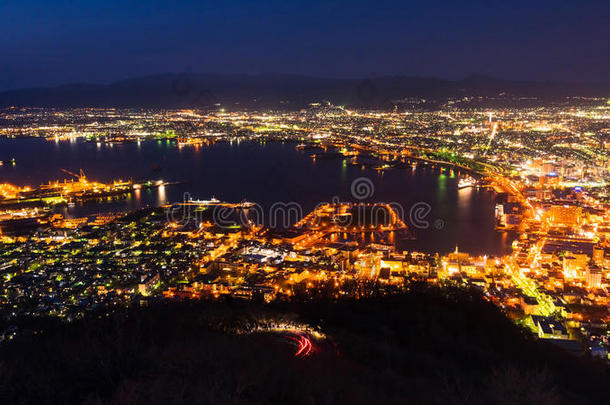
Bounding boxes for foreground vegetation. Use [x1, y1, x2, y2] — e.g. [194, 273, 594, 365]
[1, 285, 609, 404]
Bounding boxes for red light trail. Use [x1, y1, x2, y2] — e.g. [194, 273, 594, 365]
[287, 332, 314, 357]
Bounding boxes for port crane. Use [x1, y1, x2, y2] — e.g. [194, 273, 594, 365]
[60, 169, 87, 182]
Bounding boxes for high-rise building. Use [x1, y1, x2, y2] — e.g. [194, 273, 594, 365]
[585, 265, 602, 289]
[548, 205, 582, 227]
[593, 247, 604, 265]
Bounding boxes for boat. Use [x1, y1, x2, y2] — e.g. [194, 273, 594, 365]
[458, 177, 477, 189]
[187, 196, 222, 205]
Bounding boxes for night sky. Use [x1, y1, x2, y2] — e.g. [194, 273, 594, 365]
[1, 0, 609, 90]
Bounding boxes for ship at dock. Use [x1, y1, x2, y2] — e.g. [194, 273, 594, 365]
[458, 177, 477, 189]
[1, 169, 178, 208]
[185, 196, 256, 208]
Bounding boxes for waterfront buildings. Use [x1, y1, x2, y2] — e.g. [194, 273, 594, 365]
[0, 100, 609, 358]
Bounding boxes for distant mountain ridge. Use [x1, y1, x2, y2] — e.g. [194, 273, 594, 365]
[0, 73, 608, 109]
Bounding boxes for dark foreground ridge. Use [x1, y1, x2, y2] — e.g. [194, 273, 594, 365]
[1, 73, 609, 109]
[2, 286, 610, 404]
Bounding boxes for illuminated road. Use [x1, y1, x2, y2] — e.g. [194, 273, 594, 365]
[506, 256, 556, 316]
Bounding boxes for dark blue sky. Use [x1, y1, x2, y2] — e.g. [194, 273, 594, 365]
[1, 0, 608, 90]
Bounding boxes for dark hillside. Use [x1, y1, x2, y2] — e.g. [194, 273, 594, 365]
[1, 286, 609, 404]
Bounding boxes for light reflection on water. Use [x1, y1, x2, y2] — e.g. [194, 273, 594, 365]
[0, 138, 513, 255]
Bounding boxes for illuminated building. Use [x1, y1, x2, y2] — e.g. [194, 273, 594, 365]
[562, 254, 589, 279]
[585, 266, 602, 289]
[548, 205, 583, 227]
